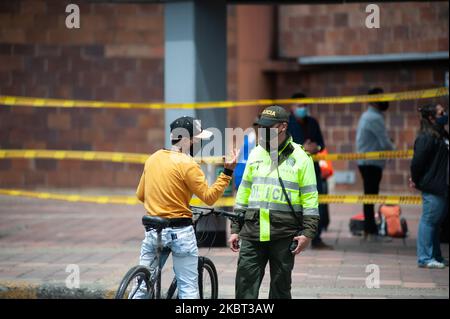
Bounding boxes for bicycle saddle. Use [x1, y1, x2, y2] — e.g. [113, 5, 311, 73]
[142, 215, 170, 231]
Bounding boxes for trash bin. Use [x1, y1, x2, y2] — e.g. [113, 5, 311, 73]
[195, 163, 233, 247]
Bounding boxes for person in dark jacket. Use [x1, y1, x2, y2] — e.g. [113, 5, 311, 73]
[436, 104, 449, 244]
[410, 104, 449, 269]
[287, 92, 332, 250]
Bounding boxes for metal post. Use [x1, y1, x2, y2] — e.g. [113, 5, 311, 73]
[164, 1, 228, 247]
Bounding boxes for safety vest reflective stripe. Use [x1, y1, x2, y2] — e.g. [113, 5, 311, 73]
[252, 176, 298, 191]
[248, 201, 303, 212]
[246, 179, 317, 196]
[299, 184, 317, 194]
[303, 207, 320, 216]
[240, 179, 252, 189]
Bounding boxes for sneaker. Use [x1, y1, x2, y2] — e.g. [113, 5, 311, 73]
[311, 241, 334, 250]
[436, 258, 449, 267]
[418, 261, 446, 269]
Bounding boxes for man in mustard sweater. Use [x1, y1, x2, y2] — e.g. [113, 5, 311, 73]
[136, 116, 238, 299]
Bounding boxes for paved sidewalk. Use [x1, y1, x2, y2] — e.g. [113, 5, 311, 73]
[0, 192, 448, 299]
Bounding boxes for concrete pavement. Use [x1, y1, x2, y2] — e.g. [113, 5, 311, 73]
[0, 191, 448, 299]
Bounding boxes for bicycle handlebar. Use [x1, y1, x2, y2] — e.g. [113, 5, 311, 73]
[190, 206, 243, 221]
[213, 208, 243, 220]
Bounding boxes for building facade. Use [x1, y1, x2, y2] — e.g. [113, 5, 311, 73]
[0, 1, 448, 193]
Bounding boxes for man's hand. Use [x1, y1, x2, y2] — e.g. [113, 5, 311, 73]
[224, 148, 240, 171]
[292, 235, 311, 255]
[303, 139, 319, 154]
[228, 233, 240, 252]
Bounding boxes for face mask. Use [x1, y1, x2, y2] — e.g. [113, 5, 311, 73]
[259, 127, 282, 150]
[294, 107, 308, 119]
[378, 102, 389, 111]
[436, 114, 449, 126]
[259, 127, 274, 143]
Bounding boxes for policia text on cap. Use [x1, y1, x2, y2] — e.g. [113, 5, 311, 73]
[229, 105, 320, 299]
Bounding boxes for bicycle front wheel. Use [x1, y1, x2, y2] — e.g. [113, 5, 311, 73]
[115, 265, 155, 299]
[198, 257, 218, 299]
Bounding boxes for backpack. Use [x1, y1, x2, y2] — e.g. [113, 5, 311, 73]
[377, 205, 408, 238]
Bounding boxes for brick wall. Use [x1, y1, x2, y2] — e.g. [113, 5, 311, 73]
[227, 6, 238, 101]
[0, 1, 448, 195]
[279, 2, 449, 57]
[0, 0, 165, 188]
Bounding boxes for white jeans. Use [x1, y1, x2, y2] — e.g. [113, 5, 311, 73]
[134, 225, 199, 299]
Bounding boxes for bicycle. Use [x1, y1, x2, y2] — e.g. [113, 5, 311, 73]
[115, 206, 243, 299]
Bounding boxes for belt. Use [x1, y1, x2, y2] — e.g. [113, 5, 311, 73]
[165, 218, 193, 228]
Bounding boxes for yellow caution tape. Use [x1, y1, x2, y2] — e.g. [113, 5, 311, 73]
[0, 87, 447, 110]
[317, 194, 422, 205]
[312, 149, 414, 161]
[0, 149, 223, 164]
[0, 149, 148, 164]
[0, 189, 141, 205]
[194, 195, 423, 206]
[0, 189, 422, 205]
[0, 149, 413, 164]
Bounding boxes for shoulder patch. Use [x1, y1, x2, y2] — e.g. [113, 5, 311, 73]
[286, 157, 296, 167]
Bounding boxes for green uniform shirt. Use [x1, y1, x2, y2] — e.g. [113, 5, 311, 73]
[231, 136, 320, 241]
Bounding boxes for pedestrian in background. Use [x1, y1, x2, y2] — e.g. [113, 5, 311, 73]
[356, 87, 395, 241]
[288, 92, 332, 250]
[435, 103, 449, 244]
[234, 119, 258, 190]
[410, 104, 449, 269]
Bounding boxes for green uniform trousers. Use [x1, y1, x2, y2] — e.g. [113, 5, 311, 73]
[235, 236, 295, 299]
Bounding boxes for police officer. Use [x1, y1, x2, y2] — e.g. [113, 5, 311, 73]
[229, 105, 320, 299]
